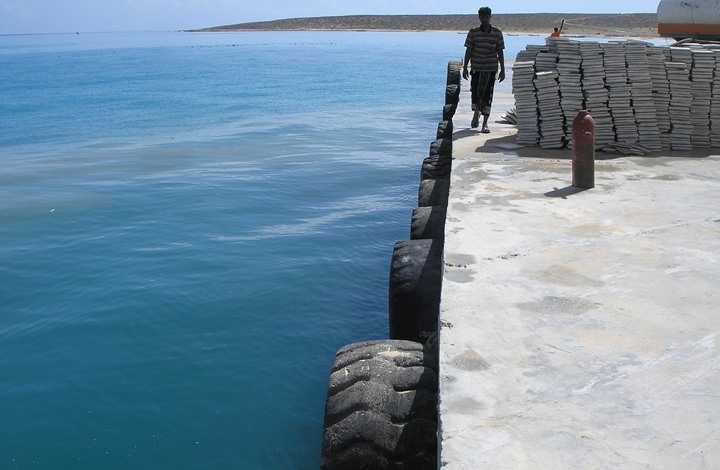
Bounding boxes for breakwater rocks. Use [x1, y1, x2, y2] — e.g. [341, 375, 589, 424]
[319, 59, 462, 470]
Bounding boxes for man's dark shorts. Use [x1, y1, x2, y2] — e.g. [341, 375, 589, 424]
[470, 71, 496, 116]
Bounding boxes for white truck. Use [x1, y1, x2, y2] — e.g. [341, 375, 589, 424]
[657, 0, 720, 40]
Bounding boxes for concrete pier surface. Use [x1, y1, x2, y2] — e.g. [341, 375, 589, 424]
[438, 82, 720, 468]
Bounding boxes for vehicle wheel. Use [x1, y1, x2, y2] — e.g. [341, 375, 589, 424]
[321, 340, 438, 470]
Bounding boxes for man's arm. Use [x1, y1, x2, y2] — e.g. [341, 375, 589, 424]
[498, 48, 505, 82]
[462, 47, 472, 80]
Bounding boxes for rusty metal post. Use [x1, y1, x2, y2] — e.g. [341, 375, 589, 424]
[572, 110, 595, 189]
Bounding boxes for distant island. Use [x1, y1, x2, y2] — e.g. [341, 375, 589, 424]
[188, 14, 660, 39]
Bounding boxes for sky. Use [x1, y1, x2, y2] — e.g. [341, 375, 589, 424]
[0, 0, 663, 35]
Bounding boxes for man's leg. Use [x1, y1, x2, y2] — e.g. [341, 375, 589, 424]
[470, 72, 481, 128]
[479, 74, 496, 133]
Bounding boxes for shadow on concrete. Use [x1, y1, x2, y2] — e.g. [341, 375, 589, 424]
[545, 186, 589, 198]
[631, 149, 716, 160]
[470, 132, 720, 161]
[472, 134, 579, 159]
[452, 128, 482, 140]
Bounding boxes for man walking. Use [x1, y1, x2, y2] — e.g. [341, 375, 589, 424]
[462, 6, 505, 133]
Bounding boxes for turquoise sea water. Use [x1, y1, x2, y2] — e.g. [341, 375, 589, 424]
[0, 31, 543, 469]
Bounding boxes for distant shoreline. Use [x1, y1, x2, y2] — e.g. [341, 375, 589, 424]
[188, 13, 660, 39]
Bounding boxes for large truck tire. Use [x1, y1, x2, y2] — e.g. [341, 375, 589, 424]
[411, 206, 447, 242]
[436, 120, 454, 140]
[418, 179, 450, 207]
[447, 60, 462, 86]
[429, 138, 452, 158]
[321, 340, 438, 470]
[442, 103, 457, 121]
[445, 84, 460, 106]
[389, 239, 443, 343]
[421, 154, 452, 181]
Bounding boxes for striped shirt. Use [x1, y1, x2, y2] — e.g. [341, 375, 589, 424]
[464, 26, 504, 73]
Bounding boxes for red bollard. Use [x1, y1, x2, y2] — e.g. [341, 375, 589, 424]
[572, 110, 595, 189]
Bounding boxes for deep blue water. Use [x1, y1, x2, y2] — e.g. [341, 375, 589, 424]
[0, 30, 541, 469]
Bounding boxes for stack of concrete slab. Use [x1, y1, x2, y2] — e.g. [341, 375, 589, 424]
[535, 50, 558, 73]
[578, 42, 615, 147]
[666, 60, 693, 151]
[688, 48, 714, 148]
[625, 41, 662, 152]
[668, 47, 694, 151]
[712, 50, 720, 148]
[512, 60, 540, 146]
[515, 49, 540, 64]
[549, 38, 584, 148]
[602, 42, 637, 145]
[646, 45, 672, 149]
[535, 70, 565, 148]
[513, 46, 545, 146]
[516, 45, 547, 64]
[512, 38, 720, 152]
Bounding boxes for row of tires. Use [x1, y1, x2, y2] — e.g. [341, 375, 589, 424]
[320, 60, 463, 470]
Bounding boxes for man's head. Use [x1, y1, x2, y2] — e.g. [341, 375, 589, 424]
[478, 7, 491, 25]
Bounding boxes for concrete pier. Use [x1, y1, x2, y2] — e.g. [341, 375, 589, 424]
[438, 83, 720, 468]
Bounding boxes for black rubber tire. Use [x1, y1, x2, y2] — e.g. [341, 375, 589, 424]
[429, 138, 452, 158]
[447, 60, 462, 86]
[321, 340, 438, 470]
[418, 179, 450, 207]
[442, 103, 457, 121]
[411, 206, 447, 242]
[436, 120, 454, 140]
[389, 239, 443, 343]
[445, 84, 460, 106]
[421, 154, 451, 181]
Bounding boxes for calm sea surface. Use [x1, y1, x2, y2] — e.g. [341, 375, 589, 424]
[0, 31, 545, 469]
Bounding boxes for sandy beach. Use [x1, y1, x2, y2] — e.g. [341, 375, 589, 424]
[191, 13, 660, 39]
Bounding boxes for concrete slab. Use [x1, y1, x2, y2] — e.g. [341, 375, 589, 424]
[438, 80, 720, 468]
